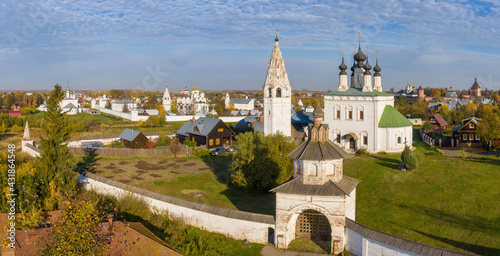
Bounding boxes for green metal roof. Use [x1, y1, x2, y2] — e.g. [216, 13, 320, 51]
[378, 105, 413, 128]
[324, 87, 393, 97]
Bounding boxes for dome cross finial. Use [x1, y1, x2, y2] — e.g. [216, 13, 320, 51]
[358, 30, 361, 43]
[275, 28, 279, 41]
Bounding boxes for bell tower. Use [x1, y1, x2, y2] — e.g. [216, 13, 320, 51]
[263, 30, 292, 137]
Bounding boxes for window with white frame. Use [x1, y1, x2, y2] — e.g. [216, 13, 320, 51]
[469, 123, 474, 128]
[476, 134, 479, 140]
[463, 134, 467, 140]
[469, 134, 474, 140]
[334, 105, 341, 119]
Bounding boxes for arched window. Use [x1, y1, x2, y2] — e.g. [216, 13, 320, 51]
[277, 88, 282, 97]
[268, 87, 272, 97]
[314, 164, 319, 176]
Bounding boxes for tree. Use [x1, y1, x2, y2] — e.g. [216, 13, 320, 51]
[227, 102, 235, 112]
[214, 104, 223, 116]
[11, 124, 20, 133]
[421, 121, 432, 131]
[401, 146, 418, 170]
[462, 103, 477, 118]
[122, 104, 129, 113]
[171, 138, 182, 158]
[1, 121, 5, 134]
[41, 199, 109, 255]
[439, 104, 451, 123]
[157, 104, 167, 116]
[476, 105, 500, 150]
[395, 94, 407, 108]
[105, 101, 111, 109]
[230, 131, 296, 192]
[155, 134, 173, 147]
[182, 140, 197, 147]
[38, 84, 77, 210]
[171, 98, 178, 113]
[492, 93, 500, 104]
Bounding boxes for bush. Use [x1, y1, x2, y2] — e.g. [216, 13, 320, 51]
[182, 140, 197, 147]
[11, 124, 21, 133]
[156, 135, 173, 147]
[377, 151, 388, 155]
[401, 146, 418, 170]
[109, 140, 124, 148]
[355, 148, 368, 155]
[193, 148, 211, 157]
[426, 147, 444, 156]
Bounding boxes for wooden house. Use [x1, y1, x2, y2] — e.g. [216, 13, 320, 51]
[452, 117, 481, 144]
[429, 113, 447, 131]
[119, 128, 148, 149]
[176, 117, 235, 149]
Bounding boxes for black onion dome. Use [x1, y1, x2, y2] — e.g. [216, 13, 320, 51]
[373, 58, 381, 77]
[339, 56, 347, 71]
[363, 57, 372, 70]
[354, 45, 366, 62]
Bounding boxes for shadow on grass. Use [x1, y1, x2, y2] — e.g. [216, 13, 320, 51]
[199, 154, 276, 216]
[409, 228, 500, 256]
[369, 155, 401, 169]
[76, 148, 101, 175]
[397, 203, 500, 255]
[464, 156, 500, 167]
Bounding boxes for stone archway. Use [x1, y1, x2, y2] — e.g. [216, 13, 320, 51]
[295, 209, 332, 242]
[343, 134, 357, 150]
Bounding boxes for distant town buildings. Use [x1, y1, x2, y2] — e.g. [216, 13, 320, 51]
[225, 93, 255, 111]
[176, 85, 209, 115]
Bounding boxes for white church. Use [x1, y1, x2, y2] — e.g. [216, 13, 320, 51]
[323, 34, 413, 153]
[38, 86, 81, 115]
[262, 32, 412, 153]
[176, 85, 209, 115]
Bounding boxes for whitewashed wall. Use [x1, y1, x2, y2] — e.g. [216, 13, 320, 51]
[78, 174, 275, 244]
[22, 144, 41, 158]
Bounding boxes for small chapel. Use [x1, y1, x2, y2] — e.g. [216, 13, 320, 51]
[271, 105, 359, 254]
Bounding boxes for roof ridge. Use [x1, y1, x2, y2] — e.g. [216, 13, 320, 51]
[328, 180, 349, 195]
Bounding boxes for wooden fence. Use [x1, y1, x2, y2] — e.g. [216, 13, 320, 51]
[69, 146, 204, 158]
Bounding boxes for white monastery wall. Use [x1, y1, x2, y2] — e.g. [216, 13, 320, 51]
[78, 174, 274, 244]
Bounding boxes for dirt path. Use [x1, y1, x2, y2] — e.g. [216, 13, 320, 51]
[439, 147, 500, 158]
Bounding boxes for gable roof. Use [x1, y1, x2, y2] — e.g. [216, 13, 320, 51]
[230, 98, 253, 104]
[452, 117, 482, 132]
[430, 113, 447, 126]
[271, 176, 359, 196]
[291, 111, 314, 124]
[119, 128, 143, 142]
[288, 139, 351, 161]
[176, 117, 229, 137]
[62, 103, 77, 109]
[378, 105, 413, 128]
[145, 109, 159, 116]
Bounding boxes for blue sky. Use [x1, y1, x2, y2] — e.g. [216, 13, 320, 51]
[0, 0, 499, 92]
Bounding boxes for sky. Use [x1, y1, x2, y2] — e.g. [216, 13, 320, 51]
[0, 0, 499, 92]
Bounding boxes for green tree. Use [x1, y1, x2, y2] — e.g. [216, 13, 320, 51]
[182, 140, 197, 147]
[155, 134, 173, 147]
[421, 121, 432, 130]
[214, 104, 223, 116]
[11, 124, 20, 133]
[401, 146, 418, 170]
[104, 101, 111, 109]
[395, 94, 408, 108]
[462, 103, 477, 118]
[439, 104, 451, 122]
[1, 121, 5, 134]
[41, 199, 109, 255]
[476, 105, 500, 150]
[230, 131, 296, 192]
[38, 84, 77, 210]
[171, 99, 178, 113]
[122, 104, 129, 113]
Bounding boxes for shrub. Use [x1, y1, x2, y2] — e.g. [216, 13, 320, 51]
[355, 148, 368, 156]
[377, 151, 388, 155]
[11, 124, 20, 133]
[109, 140, 124, 148]
[401, 146, 418, 170]
[461, 150, 467, 159]
[193, 148, 211, 157]
[182, 140, 197, 147]
[156, 135, 173, 147]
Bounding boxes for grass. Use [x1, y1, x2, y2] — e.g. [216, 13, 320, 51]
[83, 155, 276, 215]
[342, 130, 500, 256]
[80, 128, 500, 255]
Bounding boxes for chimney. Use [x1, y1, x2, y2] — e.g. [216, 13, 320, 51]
[259, 114, 263, 123]
[191, 117, 195, 123]
[108, 213, 114, 232]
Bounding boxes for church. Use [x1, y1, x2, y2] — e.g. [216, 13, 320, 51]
[176, 85, 209, 115]
[323, 34, 413, 153]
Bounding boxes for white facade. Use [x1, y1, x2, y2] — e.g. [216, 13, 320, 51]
[324, 38, 412, 153]
[225, 93, 255, 111]
[162, 86, 171, 113]
[176, 86, 209, 115]
[111, 100, 138, 112]
[263, 35, 292, 137]
[39, 87, 81, 115]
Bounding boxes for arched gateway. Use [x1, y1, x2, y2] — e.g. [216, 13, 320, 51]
[271, 105, 359, 254]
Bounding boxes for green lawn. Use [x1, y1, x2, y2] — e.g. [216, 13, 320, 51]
[343, 135, 500, 255]
[86, 130, 499, 255]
